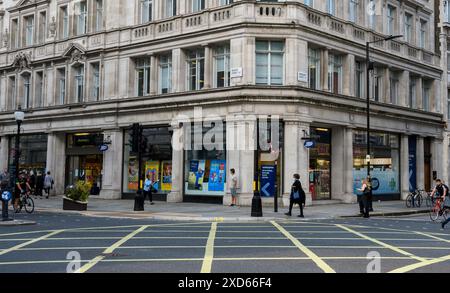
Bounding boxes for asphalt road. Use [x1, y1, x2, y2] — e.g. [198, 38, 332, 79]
[0, 212, 449, 273]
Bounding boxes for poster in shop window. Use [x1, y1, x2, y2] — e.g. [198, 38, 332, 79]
[145, 161, 160, 191]
[208, 160, 226, 192]
[188, 160, 206, 190]
[127, 157, 138, 191]
[161, 161, 172, 191]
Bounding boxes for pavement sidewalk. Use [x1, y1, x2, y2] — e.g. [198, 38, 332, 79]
[17, 195, 430, 222]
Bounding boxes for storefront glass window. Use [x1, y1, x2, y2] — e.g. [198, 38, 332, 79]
[309, 128, 331, 200]
[123, 126, 173, 194]
[353, 130, 400, 196]
[8, 134, 48, 177]
[184, 122, 226, 196]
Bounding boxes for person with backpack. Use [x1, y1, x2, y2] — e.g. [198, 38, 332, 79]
[285, 173, 306, 218]
[44, 171, 54, 199]
[357, 177, 371, 218]
[429, 179, 450, 229]
[143, 174, 155, 205]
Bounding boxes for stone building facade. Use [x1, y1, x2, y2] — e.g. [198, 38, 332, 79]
[0, 0, 446, 206]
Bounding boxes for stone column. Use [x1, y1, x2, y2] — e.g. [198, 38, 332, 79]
[171, 48, 185, 93]
[398, 70, 409, 107]
[225, 116, 256, 206]
[416, 136, 425, 190]
[203, 44, 212, 89]
[283, 120, 311, 206]
[167, 122, 184, 203]
[331, 126, 355, 203]
[321, 49, 329, 91]
[416, 76, 423, 110]
[99, 129, 123, 199]
[230, 37, 244, 86]
[383, 67, 390, 104]
[343, 54, 354, 97]
[0, 136, 8, 172]
[431, 138, 444, 181]
[46, 133, 66, 196]
[400, 134, 409, 200]
[150, 54, 158, 95]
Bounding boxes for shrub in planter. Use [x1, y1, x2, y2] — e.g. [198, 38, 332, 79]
[63, 181, 91, 211]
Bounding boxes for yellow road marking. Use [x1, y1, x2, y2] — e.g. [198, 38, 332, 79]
[389, 232, 450, 273]
[74, 225, 149, 273]
[335, 225, 426, 262]
[271, 221, 335, 273]
[0, 230, 63, 256]
[200, 222, 217, 273]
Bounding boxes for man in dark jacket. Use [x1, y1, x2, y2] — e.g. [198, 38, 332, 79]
[285, 173, 305, 218]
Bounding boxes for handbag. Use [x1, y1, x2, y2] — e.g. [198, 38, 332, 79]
[293, 190, 300, 200]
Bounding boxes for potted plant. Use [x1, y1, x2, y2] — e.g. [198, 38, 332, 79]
[63, 181, 91, 211]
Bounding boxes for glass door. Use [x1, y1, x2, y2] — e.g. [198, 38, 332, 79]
[309, 128, 332, 200]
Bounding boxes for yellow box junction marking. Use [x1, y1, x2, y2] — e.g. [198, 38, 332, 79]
[0, 230, 64, 256]
[335, 224, 426, 262]
[271, 221, 335, 273]
[75, 225, 149, 273]
[200, 222, 218, 273]
[389, 231, 450, 273]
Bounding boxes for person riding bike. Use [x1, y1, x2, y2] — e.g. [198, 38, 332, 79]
[14, 172, 31, 212]
[430, 179, 448, 203]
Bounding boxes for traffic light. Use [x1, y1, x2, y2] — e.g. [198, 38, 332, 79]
[130, 123, 140, 153]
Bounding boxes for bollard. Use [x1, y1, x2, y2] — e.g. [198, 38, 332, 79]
[251, 192, 263, 217]
[134, 190, 144, 211]
[1, 190, 12, 221]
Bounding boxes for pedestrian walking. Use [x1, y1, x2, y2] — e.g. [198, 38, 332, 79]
[357, 177, 371, 218]
[229, 169, 238, 207]
[143, 174, 154, 205]
[29, 170, 36, 197]
[35, 171, 44, 198]
[285, 174, 306, 218]
[44, 171, 54, 199]
[0, 169, 9, 188]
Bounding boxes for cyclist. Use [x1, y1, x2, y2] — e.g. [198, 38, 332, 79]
[14, 171, 31, 212]
[430, 179, 448, 203]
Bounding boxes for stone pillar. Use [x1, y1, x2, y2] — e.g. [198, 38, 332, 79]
[343, 54, 354, 96]
[416, 76, 423, 110]
[167, 122, 184, 203]
[99, 129, 123, 199]
[46, 133, 66, 196]
[398, 70, 409, 107]
[400, 134, 409, 199]
[0, 136, 8, 172]
[321, 49, 329, 91]
[285, 37, 306, 86]
[150, 54, 158, 95]
[230, 37, 244, 86]
[283, 120, 311, 206]
[225, 116, 256, 206]
[431, 138, 444, 182]
[203, 45, 212, 89]
[171, 48, 185, 93]
[331, 126, 355, 203]
[383, 67, 390, 104]
[416, 136, 425, 190]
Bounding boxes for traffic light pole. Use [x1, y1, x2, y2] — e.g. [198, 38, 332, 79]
[133, 123, 145, 211]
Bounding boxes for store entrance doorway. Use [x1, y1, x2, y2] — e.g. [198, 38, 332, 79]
[66, 155, 103, 195]
[309, 128, 331, 200]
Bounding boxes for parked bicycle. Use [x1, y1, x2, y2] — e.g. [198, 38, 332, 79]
[429, 196, 448, 222]
[406, 189, 425, 208]
[15, 190, 34, 214]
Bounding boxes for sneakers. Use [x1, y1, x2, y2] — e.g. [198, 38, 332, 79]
[298, 215, 304, 218]
[150, 202, 155, 205]
[284, 212, 292, 216]
[442, 222, 446, 229]
[229, 204, 235, 207]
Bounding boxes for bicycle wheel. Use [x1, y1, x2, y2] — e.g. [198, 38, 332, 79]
[430, 205, 440, 222]
[416, 195, 423, 208]
[24, 196, 34, 214]
[406, 194, 413, 208]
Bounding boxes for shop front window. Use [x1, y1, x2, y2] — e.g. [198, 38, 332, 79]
[123, 126, 173, 195]
[353, 131, 400, 197]
[184, 122, 226, 197]
[308, 128, 331, 200]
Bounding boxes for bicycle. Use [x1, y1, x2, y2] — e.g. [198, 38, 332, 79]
[406, 189, 424, 208]
[429, 197, 449, 222]
[15, 191, 34, 214]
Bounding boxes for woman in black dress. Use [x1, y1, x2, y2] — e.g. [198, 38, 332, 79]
[285, 173, 306, 217]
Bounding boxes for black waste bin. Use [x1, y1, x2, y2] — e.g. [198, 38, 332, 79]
[134, 190, 144, 211]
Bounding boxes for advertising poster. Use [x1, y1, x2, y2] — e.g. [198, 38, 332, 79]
[188, 160, 206, 190]
[127, 157, 138, 190]
[208, 160, 226, 192]
[408, 136, 417, 192]
[161, 161, 172, 191]
[260, 165, 276, 197]
[145, 161, 160, 191]
[353, 169, 399, 195]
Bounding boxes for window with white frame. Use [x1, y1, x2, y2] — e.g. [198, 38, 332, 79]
[256, 40, 284, 86]
[355, 60, 364, 98]
[9, 76, 16, 110]
[419, 19, 427, 49]
[368, 0, 376, 30]
[76, 1, 87, 35]
[409, 77, 416, 109]
[389, 70, 399, 104]
[136, 58, 151, 96]
[35, 71, 44, 108]
[192, 0, 205, 12]
[159, 55, 172, 94]
[95, 0, 104, 31]
[387, 5, 396, 35]
[219, 0, 233, 5]
[326, 0, 335, 15]
[304, 0, 313, 7]
[92, 63, 101, 101]
[186, 49, 205, 91]
[404, 13, 413, 43]
[214, 45, 230, 88]
[349, 0, 358, 23]
[370, 67, 382, 102]
[57, 68, 66, 105]
[446, 0, 450, 23]
[22, 74, 31, 109]
[447, 90, 450, 120]
[74, 65, 85, 103]
[59, 6, 69, 39]
[308, 47, 321, 90]
[328, 54, 343, 94]
[24, 15, 34, 47]
[165, 0, 177, 18]
[38, 11, 46, 44]
[140, 0, 153, 23]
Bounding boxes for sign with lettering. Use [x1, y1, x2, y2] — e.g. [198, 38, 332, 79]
[230, 67, 243, 78]
[297, 71, 308, 83]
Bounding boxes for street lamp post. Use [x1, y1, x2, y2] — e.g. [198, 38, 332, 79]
[251, 119, 263, 217]
[13, 106, 25, 210]
[365, 35, 402, 204]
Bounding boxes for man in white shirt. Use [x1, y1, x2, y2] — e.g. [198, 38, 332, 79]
[229, 169, 238, 207]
